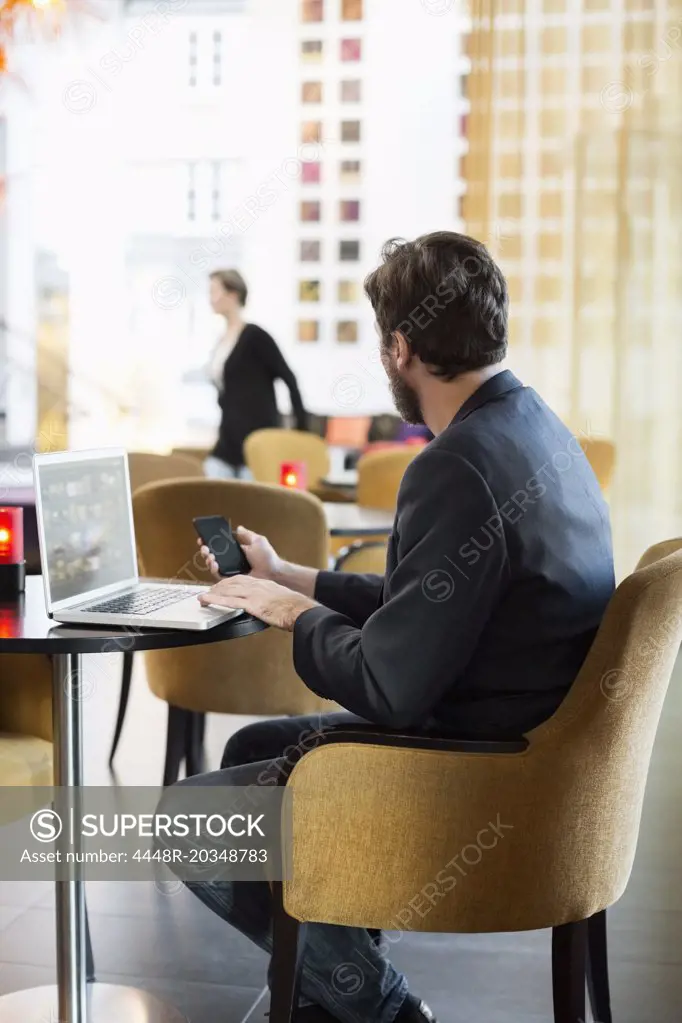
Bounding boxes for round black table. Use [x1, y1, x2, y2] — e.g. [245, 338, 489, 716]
[0, 576, 266, 1023]
[323, 502, 394, 537]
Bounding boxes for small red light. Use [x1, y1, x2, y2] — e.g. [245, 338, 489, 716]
[279, 461, 308, 490]
[0, 508, 23, 564]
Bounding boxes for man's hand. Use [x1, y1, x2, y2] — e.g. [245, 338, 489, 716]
[197, 524, 320, 598]
[199, 575, 319, 631]
[198, 526, 283, 582]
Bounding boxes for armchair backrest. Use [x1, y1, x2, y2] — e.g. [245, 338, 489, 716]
[244, 429, 330, 488]
[128, 451, 203, 495]
[132, 478, 333, 716]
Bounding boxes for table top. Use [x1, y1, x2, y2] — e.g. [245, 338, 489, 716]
[0, 576, 266, 654]
[323, 502, 394, 537]
[320, 469, 359, 489]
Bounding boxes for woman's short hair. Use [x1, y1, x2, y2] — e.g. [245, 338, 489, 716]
[210, 269, 248, 307]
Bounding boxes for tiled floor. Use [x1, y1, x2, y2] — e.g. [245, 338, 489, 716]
[2, 650, 682, 1021]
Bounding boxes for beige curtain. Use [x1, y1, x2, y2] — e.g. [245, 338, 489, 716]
[465, 0, 682, 574]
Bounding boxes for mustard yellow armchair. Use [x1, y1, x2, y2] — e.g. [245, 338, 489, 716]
[269, 540, 682, 1023]
[244, 429, 330, 490]
[0, 655, 53, 787]
[356, 446, 420, 512]
[578, 438, 616, 495]
[131, 478, 334, 785]
[334, 540, 388, 575]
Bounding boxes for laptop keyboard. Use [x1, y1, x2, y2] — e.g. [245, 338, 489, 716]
[83, 587, 195, 617]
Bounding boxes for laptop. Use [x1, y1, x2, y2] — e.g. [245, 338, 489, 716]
[33, 448, 241, 630]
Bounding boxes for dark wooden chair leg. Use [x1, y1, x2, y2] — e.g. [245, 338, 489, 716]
[108, 651, 134, 766]
[85, 901, 96, 983]
[587, 909, 613, 1023]
[552, 919, 587, 1023]
[185, 712, 207, 778]
[163, 706, 188, 787]
[270, 882, 307, 1023]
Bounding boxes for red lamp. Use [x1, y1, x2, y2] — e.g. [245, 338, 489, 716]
[280, 461, 307, 490]
[0, 507, 25, 596]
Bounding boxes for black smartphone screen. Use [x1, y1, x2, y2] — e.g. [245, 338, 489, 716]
[193, 516, 251, 577]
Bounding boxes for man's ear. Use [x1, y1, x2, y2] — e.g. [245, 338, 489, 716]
[392, 330, 413, 370]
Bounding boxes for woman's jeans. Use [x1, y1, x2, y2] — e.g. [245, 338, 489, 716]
[162, 713, 410, 1023]
[203, 455, 253, 480]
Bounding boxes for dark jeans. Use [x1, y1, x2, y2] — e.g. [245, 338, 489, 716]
[167, 712, 409, 1023]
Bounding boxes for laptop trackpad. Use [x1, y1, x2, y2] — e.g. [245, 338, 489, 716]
[152, 594, 243, 624]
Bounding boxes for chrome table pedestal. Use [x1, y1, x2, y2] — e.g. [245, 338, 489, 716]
[0, 984, 186, 1022]
[0, 654, 187, 1023]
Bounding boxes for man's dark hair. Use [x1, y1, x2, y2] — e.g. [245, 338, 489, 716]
[364, 232, 508, 380]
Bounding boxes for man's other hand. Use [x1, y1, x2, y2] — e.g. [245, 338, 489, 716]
[199, 575, 319, 631]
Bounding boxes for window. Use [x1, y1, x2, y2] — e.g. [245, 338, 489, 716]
[302, 121, 322, 143]
[340, 79, 361, 102]
[541, 26, 567, 53]
[213, 31, 222, 87]
[581, 24, 611, 51]
[539, 192, 563, 218]
[339, 240, 360, 261]
[298, 320, 319, 342]
[538, 233, 563, 260]
[300, 201, 321, 222]
[186, 162, 196, 221]
[299, 280, 321, 302]
[342, 0, 363, 19]
[188, 31, 197, 87]
[340, 199, 360, 222]
[341, 38, 362, 61]
[338, 281, 359, 303]
[302, 0, 323, 22]
[337, 320, 359, 342]
[302, 161, 321, 184]
[341, 120, 361, 143]
[211, 161, 221, 221]
[301, 40, 323, 62]
[302, 81, 323, 103]
[300, 240, 321, 261]
[340, 159, 361, 183]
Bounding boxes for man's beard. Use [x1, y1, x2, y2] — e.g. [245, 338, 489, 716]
[385, 360, 424, 425]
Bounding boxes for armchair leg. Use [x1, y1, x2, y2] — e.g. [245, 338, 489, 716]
[108, 652, 134, 766]
[270, 882, 307, 1023]
[587, 910, 612, 1023]
[552, 919, 587, 1023]
[163, 706, 188, 787]
[185, 712, 207, 777]
[86, 902, 95, 983]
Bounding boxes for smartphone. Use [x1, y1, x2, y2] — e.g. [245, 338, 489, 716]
[193, 516, 251, 577]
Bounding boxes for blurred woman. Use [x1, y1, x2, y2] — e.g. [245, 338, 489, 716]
[204, 269, 307, 479]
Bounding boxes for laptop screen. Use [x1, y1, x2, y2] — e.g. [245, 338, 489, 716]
[36, 453, 137, 606]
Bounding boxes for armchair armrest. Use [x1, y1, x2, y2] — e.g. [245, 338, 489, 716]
[280, 725, 531, 932]
[276, 723, 527, 785]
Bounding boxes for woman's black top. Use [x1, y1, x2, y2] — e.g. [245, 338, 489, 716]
[212, 323, 307, 468]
